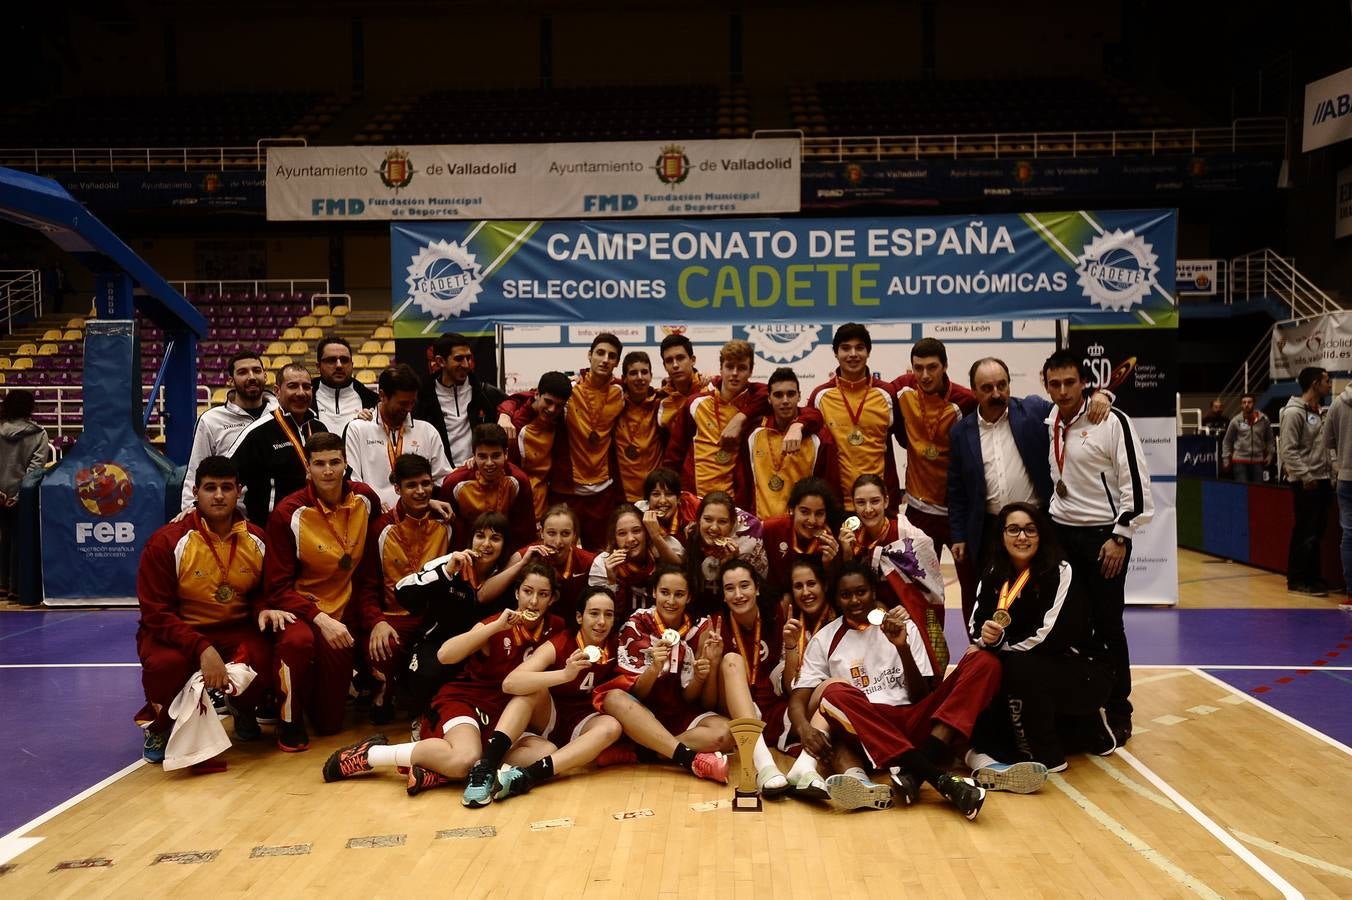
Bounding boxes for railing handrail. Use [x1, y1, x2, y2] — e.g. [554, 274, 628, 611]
[0, 269, 43, 335]
[0, 137, 306, 173]
[168, 278, 331, 297]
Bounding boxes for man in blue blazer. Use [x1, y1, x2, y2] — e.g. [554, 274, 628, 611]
[948, 357, 1109, 622]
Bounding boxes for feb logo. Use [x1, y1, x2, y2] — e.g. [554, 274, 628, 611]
[76, 461, 133, 517]
[654, 145, 691, 186]
[742, 324, 820, 364]
[380, 148, 414, 191]
[1075, 229, 1159, 312]
[405, 240, 483, 320]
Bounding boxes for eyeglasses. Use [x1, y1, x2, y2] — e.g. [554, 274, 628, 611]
[321, 355, 352, 365]
[1003, 524, 1039, 538]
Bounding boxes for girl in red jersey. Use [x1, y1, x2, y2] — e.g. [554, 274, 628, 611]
[682, 491, 767, 618]
[484, 586, 624, 800]
[320, 562, 563, 800]
[838, 474, 900, 562]
[599, 565, 733, 782]
[588, 503, 662, 621]
[496, 504, 596, 617]
[634, 467, 691, 565]
[713, 558, 793, 796]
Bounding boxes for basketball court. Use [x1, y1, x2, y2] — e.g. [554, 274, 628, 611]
[2, 549, 1349, 899]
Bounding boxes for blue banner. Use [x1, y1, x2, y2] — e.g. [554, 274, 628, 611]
[391, 210, 1177, 336]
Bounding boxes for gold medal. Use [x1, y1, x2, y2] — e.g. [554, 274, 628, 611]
[625, 445, 640, 460]
[991, 609, 1012, 628]
[768, 474, 785, 492]
[339, 553, 353, 571]
[521, 608, 541, 623]
[1055, 480, 1068, 498]
[847, 430, 864, 446]
[214, 584, 236, 604]
[714, 449, 732, 464]
[922, 444, 939, 460]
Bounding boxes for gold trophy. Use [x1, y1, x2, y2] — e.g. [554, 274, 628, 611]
[728, 717, 767, 812]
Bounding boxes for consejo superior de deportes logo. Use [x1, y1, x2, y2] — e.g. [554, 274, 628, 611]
[405, 240, 483, 319]
[1075, 229, 1159, 312]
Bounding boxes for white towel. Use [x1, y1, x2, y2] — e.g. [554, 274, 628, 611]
[163, 662, 256, 771]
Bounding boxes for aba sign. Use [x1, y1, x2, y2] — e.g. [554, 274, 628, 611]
[1304, 66, 1352, 152]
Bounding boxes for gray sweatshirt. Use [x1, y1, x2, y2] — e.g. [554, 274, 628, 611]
[1319, 385, 1352, 481]
[1279, 395, 1330, 483]
[1221, 410, 1274, 466]
[0, 418, 48, 496]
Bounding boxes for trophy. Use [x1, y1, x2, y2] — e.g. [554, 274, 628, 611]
[728, 717, 767, 812]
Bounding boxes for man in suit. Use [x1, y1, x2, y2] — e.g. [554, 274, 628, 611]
[947, 358, 1109, 624]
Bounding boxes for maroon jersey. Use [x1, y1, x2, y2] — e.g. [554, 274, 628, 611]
[545, 629, 619, 712]
[460, 612, 566, 685]
[712, 607, 789, 704]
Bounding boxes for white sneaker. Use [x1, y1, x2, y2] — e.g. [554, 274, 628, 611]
[825, 773, 893, 810]
[972, 760, 1048, 794]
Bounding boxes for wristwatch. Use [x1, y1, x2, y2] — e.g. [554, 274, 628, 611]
[1111, 535, 1127, 546]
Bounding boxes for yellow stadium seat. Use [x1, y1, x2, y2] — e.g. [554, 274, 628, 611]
[260, 356, 272, 370]
[0, 372, 5, 384]
[272, 355, 293, 369]
[331, 305, 350, 317]
[380, 340, 395, 354]
[351, 354, 369, 369]
[0, 358, 11, 370]
[16, 343, 36, 356]
[211, 387, 229, 404]
[372, 326, 393, 339]
[13, 358, 32, 370]
[301, 327, 323, 340]
[311, 305, 331, 317]
[61, 330, 82, 341]
[317, 315, 337, 327]
[66, 318, 85, 330]
[280, 327, 303, 341]
[354, 369, 377, 384]
[197, 403, 210, 417]
[37, 343, 58, 355]
[358, 340, 380, 354]
[41, 329, 62, 341]
[266, 341, 288, 355]
[287, 341, 308, 355]
[367, 354, 391, 369]
[297, 315, 317, 327]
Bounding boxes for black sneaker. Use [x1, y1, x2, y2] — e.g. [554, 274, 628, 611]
[370, 700, 395, 726]
[207, 688, 229, 719]
[888, 770, 920, 806]
[1089, 708, 1120, 757]
[321, 733, 389, 782]
[276, 720, 310, 753]
[231, 704, 261, 742]
[254, 697, 279, 726]
[462, 760, 496, 807]
[936, 774, 986, 821]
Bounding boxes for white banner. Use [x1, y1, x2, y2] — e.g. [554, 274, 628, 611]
[1303, 66, 1352, 153]
[1271, 313, 1352, 378]
[1338, 166, 1352, 240]
[1176, 259, 1218, 295]
[266, 139, 801, 221]
[1127, 480, 1177, 606]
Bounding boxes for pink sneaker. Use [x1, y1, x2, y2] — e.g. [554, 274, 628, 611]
[691, 751, 729, 784]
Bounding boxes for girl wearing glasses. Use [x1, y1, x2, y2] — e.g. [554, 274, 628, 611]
[964, 501, 1115, 793]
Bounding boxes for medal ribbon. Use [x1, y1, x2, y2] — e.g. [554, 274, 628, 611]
[575, 631, 611, 665]
[915, 389, 945, 453]
[998, 568, 1032, 612]
[307, 485, 357, 564]
[512, 613, 546, 645]
[194, 510, 244, 587]
[836, 375, 870, 437]
[382, 414, 406, 473]
[614, 548, 655, 584]
[730, 614, 761, 686]
[272, 409, 309, 469]
[1053, 412, 1070, 480]
[790, 530, 821, 555]
[797, 608, 836, 657]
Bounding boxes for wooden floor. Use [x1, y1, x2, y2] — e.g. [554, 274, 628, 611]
[4, 549, 1350, 899]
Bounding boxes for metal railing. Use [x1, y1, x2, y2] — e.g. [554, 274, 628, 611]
[0, 383, 213, 445]
[0, 270, 43, 334]
[1226, 249, 1336, 319]
[800, 117, 1287, 162]
[0, 136, 306, 173]
[168, 278, 330, 298]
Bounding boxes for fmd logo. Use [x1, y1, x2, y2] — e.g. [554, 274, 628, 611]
[584, 194, 638, 213]
[311, 198, 366, 216]
[1312, 93, 1352, 125]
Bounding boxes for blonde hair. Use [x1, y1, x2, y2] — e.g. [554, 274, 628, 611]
[719, 339, 754, 370]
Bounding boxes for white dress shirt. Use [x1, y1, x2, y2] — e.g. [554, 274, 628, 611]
[977, 408, 1040, 514]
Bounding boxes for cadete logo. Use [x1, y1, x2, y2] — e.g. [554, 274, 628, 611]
[405, 240, 483, 320]
[380, 149, 414, 191]
[743, 324, 820, 364]
[1075, 229, 1159, 312]
[654, 145, 692, 185]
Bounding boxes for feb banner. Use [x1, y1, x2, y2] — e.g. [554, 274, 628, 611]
[1271, 313, 1352, 378]
[267, 139, 800, 221]
[389, 210, 1178, 336]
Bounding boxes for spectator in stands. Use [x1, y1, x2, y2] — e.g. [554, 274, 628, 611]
[181, 351, 277, 510]
[0, 390, 47, 600]
[412, 333, 506, 467]
[311, 335, 377, 435]
[1201, 399, 1229, 431]
[1221, 393, 1274, 483]
[344, 364, 450, 510]
[1280, 366, 1333, 596]
[229, 363, 327, 526]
